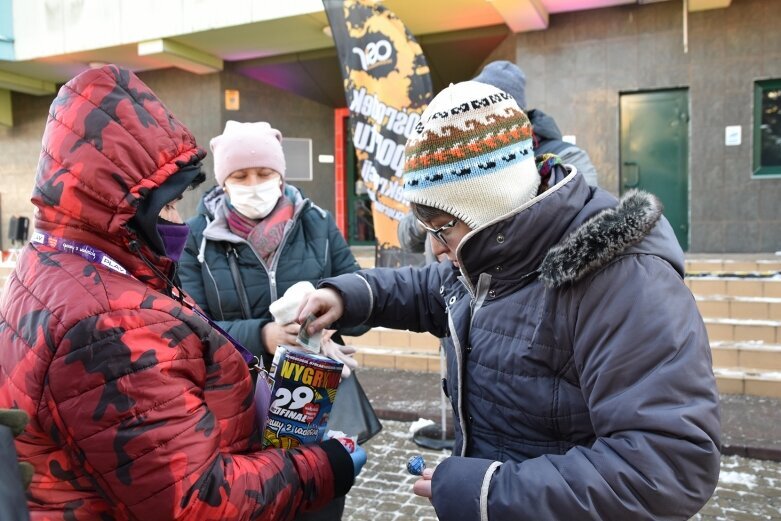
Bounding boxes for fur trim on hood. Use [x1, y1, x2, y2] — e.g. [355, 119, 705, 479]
[539, 190, 663, 288]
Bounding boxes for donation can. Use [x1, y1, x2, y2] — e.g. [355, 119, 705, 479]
[262, 346, 343, 449]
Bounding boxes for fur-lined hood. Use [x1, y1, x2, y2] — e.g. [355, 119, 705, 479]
[457, 170, 681, 295]
[539, 189, 664, 287]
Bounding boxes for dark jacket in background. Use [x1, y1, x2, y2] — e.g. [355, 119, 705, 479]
[472, 60, 599, 188]
[180, 185, 367, 363]
[397, 210, 436, 264]
[529, 108, 599, 187]
[323, 169, 720, 520]
[0, 425, 28, 521]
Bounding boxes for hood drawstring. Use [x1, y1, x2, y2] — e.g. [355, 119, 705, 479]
[129, 239, 185, 303]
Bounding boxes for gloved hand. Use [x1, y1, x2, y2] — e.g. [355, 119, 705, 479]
[334, 436, 367, 478]
[349, 444, 367, 478]
[321, 338, 358, 378]
[325, 431, 367, 479]
[0, 408, 33, 489]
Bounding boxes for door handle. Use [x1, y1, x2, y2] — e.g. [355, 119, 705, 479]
[622, 161, 640, 189]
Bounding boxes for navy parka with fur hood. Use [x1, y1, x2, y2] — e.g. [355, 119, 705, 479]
[320, 168, 720, 520]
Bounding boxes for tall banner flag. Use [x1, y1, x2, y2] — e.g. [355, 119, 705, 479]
[323, 0, 433, 267]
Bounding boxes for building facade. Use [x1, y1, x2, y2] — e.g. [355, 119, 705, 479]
[0, 0, 779, 252]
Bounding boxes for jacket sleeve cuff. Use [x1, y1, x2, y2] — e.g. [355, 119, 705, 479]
[431, 456, 499, 521]
[318, 273, 373, 327]
[320, 438, 355, 498]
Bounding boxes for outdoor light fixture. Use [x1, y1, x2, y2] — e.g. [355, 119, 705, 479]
[138, 39, 223, 74]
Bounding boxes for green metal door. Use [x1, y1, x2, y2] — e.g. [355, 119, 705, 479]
[620, 89, 689, 250]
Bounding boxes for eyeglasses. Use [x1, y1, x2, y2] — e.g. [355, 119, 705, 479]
[419, 218, 458, 247]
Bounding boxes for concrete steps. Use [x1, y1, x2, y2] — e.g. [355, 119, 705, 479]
[685, 277, 781, 299]
[685, 262, 781, 396]
[710, 342, 781, 371]
[343, 328, 440, 373]
[713, 367, 781, 397]
[705, 318, 781, 344]
[696, 296, 781, 321]
[350, 246, 375, 269]
[0, 265, 13, 288]
[685, 258, 781, 274]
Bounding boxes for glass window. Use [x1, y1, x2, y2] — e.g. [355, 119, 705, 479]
[753, 79, 781, 177]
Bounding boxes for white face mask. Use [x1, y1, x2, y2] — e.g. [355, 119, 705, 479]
[225, 180, 282, 220]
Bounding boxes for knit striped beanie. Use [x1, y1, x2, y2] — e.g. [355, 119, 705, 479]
[402, 81, 539, 229]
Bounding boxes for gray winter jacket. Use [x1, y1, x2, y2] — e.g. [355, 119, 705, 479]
[397, 210, 437, 264]
[530, 108, 599, 187]
[322, 169, 720, 520]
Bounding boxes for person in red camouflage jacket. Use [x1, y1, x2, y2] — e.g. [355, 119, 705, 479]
[0, 65, 356, 520]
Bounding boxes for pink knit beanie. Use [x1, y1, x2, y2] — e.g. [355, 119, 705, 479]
[210, 120, 286, 186]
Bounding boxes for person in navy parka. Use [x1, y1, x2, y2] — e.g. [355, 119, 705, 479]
[297, 81, 720, 520]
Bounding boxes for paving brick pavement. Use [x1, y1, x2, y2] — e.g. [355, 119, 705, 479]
[343, 420, 448, 521]
[344, 420, 781, 520]
[691, 456, 781, 520]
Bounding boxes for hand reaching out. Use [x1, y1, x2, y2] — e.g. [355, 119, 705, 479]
[296, 288, 344, 335]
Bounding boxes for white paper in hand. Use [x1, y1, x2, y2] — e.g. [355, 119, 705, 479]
[269, 281, 316, 324]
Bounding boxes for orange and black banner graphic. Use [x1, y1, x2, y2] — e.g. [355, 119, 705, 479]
[323, 0, 432, 267]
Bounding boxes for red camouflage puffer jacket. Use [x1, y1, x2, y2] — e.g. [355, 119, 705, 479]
[0, 65, 352, 520]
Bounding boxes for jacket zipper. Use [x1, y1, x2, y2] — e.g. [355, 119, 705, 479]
[453, 273, 492, 457]
[448, 311, 469, 457]
[242, 200, 309, 303]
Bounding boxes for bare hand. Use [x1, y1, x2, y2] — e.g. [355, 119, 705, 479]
[296, 288, 344, 335]
[261, 321, 300, 354]
[412, 468, 434, 499]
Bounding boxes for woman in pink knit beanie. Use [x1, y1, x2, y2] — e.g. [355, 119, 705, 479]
[178, 120, 372, 521]
[211, 120, 288, 219]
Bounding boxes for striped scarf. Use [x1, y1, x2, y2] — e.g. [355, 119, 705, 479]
[226, 196, 295, 264]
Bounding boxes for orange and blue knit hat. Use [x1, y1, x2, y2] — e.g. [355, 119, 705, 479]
[402, 81, 539, 229]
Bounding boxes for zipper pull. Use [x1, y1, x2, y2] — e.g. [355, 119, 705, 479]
[268, 270, 278, 301]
